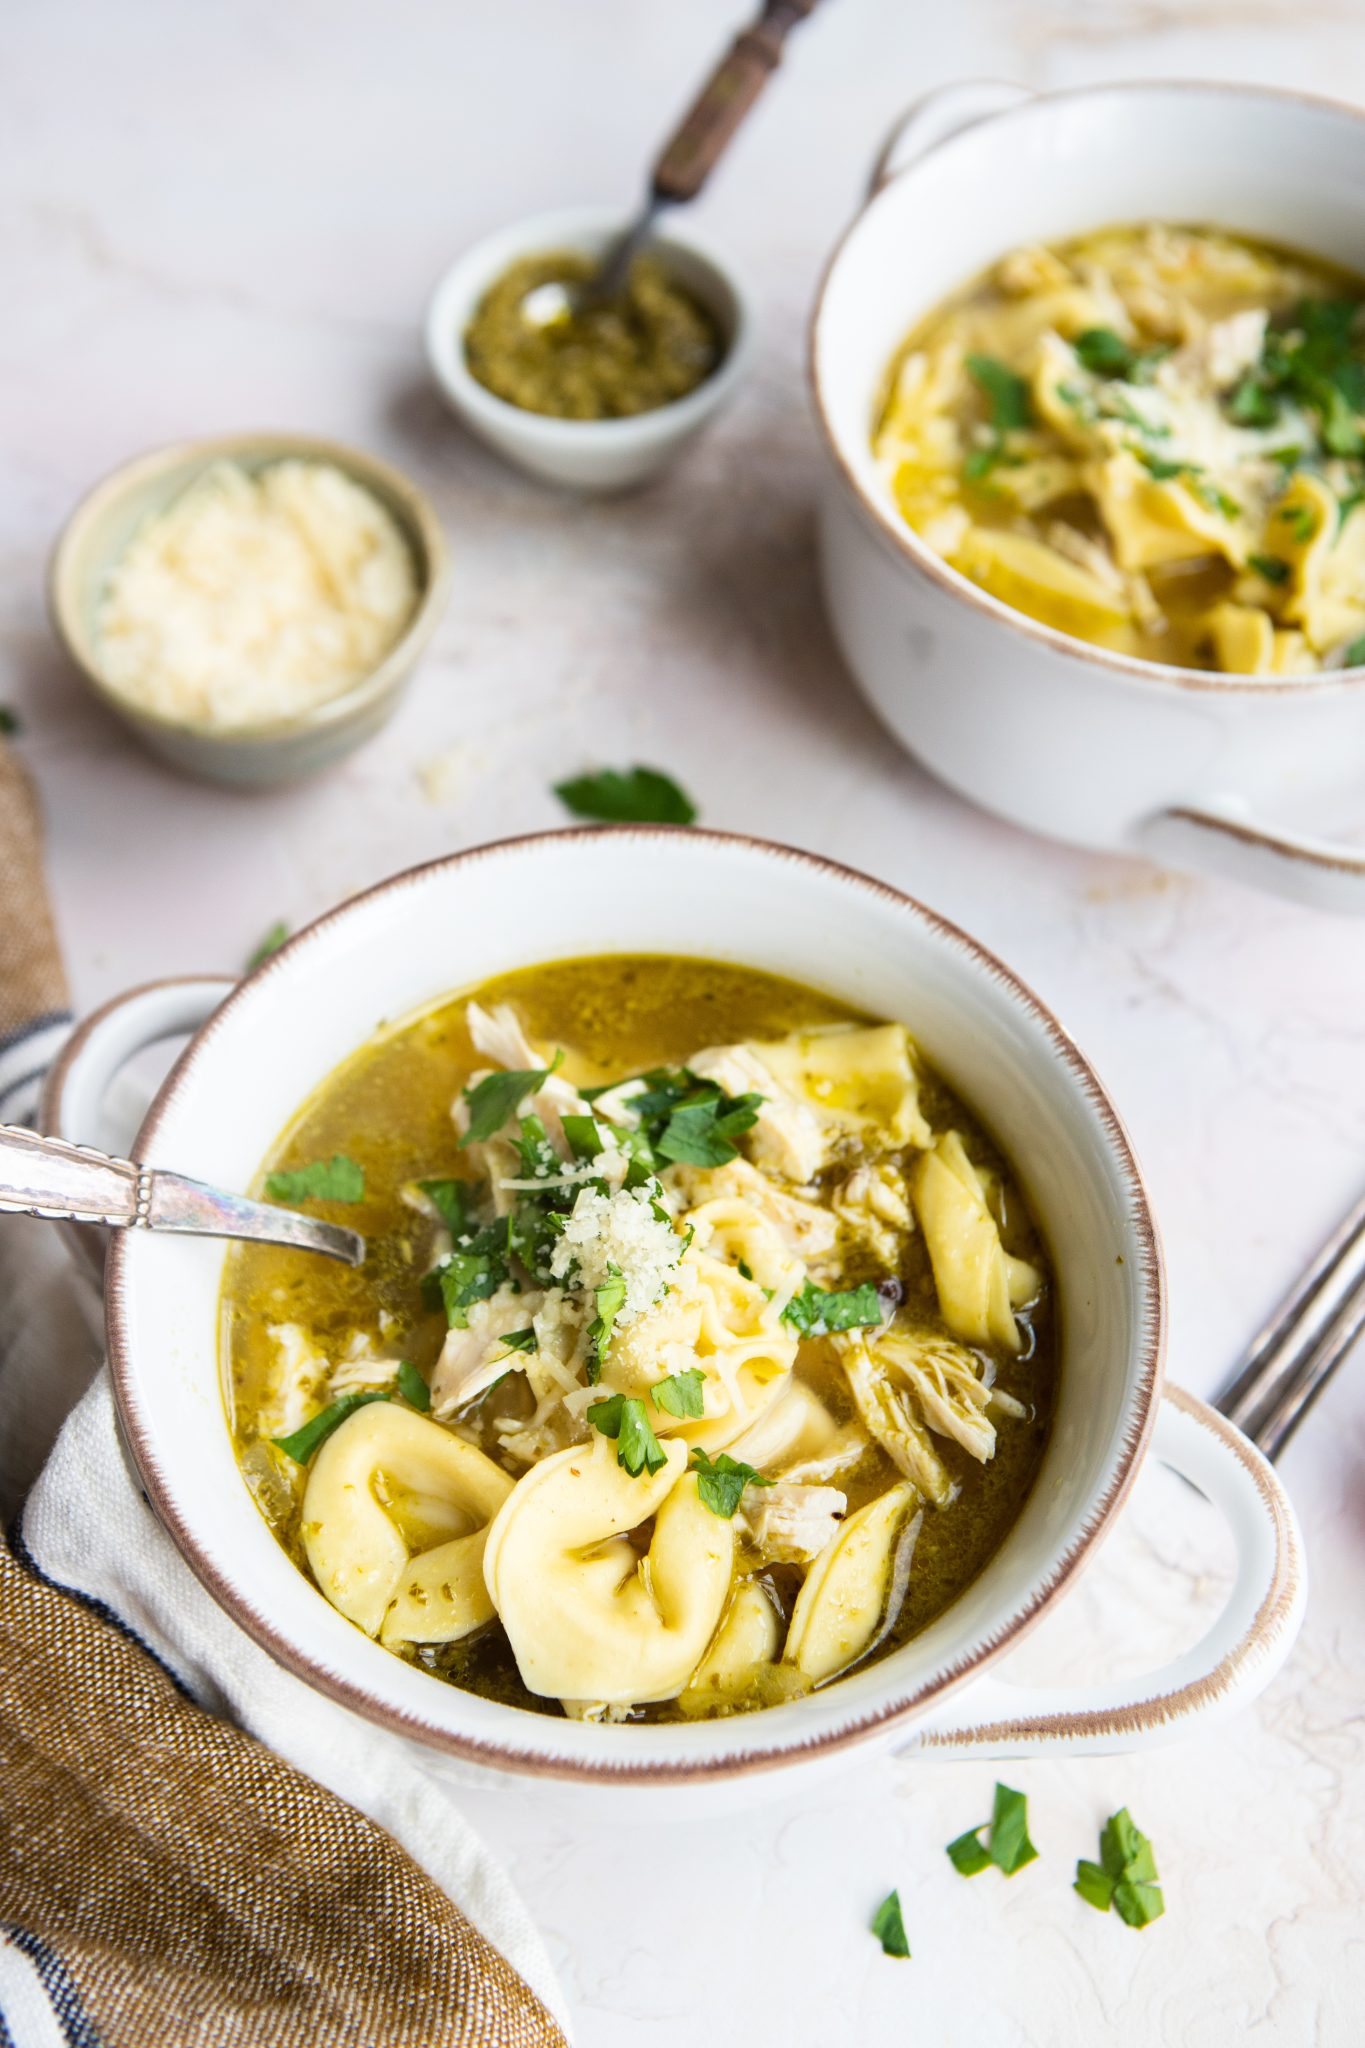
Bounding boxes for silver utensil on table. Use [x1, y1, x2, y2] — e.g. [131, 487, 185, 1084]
[1217, 1189, 1365, 1459]
[523, 0, 825, 326]
[0, 1123, 364, 1266]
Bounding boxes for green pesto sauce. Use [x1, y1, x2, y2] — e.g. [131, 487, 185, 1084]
[223, 955, 1057, 1723]
[463, 250, 724, 420]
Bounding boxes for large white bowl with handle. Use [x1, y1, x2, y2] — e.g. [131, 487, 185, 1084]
[44, 830, 1303, 1802]
[812, 80, 1365, 914]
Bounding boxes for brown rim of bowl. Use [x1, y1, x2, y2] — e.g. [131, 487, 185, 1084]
[46, 431, 452, 747]
[808, 75, 1365, 702]
[103, 826, 1165, 1782]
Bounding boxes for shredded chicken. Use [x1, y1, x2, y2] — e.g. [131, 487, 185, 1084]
[430, 1286, 543, 1416]
[328, 1329, 405, 1397]
[741, 1483, 847, 1565]
[465, 1000, 593, 1146]
[832, 1162, 912, 1265]
[688, 1042, 828, 1184]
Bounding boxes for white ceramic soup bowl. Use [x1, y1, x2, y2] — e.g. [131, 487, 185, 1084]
[59, 832, 1301, 1798]
[425, 207, 751, 493]
[812, 80, 1365, 914]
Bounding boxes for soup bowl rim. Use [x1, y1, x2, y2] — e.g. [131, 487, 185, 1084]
[103, 826, 1164, 1781]
[808, 73, 1365, 701]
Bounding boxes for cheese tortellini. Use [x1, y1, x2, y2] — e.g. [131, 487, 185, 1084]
[483, 1436, 733, 1704]
[301, 1402, 513, 1647]
[911, 1132, 1040, 1353]
[875, 222, 1365, 675]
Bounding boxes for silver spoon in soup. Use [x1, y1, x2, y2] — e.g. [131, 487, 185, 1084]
[0, 1123, 364, 1265]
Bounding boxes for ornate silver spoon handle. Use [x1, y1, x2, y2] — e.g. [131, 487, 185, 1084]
[0, 1123, 364, 1266]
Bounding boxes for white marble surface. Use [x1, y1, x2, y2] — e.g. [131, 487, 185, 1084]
[4, 2, 1365, 2041]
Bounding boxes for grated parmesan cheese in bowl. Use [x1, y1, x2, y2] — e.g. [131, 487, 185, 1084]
[51, 432, 449, 784]
[93, 458, 419, 732]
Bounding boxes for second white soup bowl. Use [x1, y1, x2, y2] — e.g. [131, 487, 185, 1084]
[66, 831, 1302, 1800]
[813, 80, 1365, 913]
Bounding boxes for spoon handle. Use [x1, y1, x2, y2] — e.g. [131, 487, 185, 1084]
[0, 1122, 141, 1226]
[0, 1123, 364, 1265]
[652, 0, 825, 205]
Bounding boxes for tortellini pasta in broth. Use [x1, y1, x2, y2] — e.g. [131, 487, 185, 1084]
[874, 222, 1365, 675]
[224, 955, 1056, 1723]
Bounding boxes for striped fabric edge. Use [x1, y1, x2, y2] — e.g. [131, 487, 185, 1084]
[0, 1929, 101, 2048]
[0, 1015, 72, 1128]
[5, 1513, 197, 1705]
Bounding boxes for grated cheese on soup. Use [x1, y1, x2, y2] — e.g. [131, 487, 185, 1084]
[94, 459, 419, 730]
[549, 1184, 681, 1324]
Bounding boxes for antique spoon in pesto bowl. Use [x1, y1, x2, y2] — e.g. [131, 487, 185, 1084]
[523, 0, 826, 327]
[0, 1123, 364, 1265]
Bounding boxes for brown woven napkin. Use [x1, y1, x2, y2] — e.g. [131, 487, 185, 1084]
[0, 741, 68, 1043]
[0, 737, 569, 2048]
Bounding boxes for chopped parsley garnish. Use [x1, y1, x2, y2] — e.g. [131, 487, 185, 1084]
[497, 1326, 539, 1356]
[1075, 1808, 1164, 1929]
[655, 1089, 763, 1168]
[652, 1366, 706, 1419]
[272, 1390, 387, 1464]
[460, 1060, 560, 1146]
[870, 1890, 910, 1959]
[945, 1829, 993, 1877]
[781, 1279, 885, 1337]
[962, 441, 1022, 484]
[1228, 372, 1280, 427]
[561, 1113, 604, 1161]
[264, 1154, 365, 1205]
[418, 1177, 478, 1235]
[435, 1223, 512, 1326]
[1229, 297, 1365, 458]
[1131, 447, 1189, 483]
[586, 1265, 627, 1382]
[945, 1782, 1039, 1879]
[1277, 501, 1317, 543]
[587, 1392, 668, 1477]
[1247, 551, 1291, 585]
[1341, 633, 1365, 667]
[623, 1067, 764, 1169]
[1072, 327, 1168, 384]
[245, 920, 289, 971]
[1128, 447, 1238, 517]
[396, 1360, 431, 1411]
[737, 1259, 755, 1282]
[515, 1114, 562, 1183]
[964, 353, 1033, 487]
[554, 765, 698, 826]
[967, 353, 1033, 432]
[0, 706, 20, 737]
[1190, 476, 1241, 520]
[688, 1446, 772, 1518]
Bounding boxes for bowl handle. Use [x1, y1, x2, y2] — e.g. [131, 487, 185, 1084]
[894, 1386, 1305, 1759]
[867, 80, 1031, 199]
[1137, 801, 1365, 915]
[38, 976, 236, 1278]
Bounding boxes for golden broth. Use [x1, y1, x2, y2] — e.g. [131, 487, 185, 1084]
[223, 956, 1056, 1720]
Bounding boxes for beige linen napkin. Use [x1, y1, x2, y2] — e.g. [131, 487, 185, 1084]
[0, 739, 570, 2048]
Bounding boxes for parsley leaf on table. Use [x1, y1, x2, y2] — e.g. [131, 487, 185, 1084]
[554, 766, 698, 826]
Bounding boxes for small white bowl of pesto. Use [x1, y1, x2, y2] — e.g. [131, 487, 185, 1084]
[425, 207, 752, 492]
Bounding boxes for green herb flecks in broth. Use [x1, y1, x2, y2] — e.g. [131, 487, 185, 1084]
[223, 955, 1056, 1723]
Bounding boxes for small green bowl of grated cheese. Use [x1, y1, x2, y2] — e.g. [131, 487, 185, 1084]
[49, 433, 450, 787]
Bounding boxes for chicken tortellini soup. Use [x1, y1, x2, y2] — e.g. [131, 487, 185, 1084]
[224, 958, 1055, 1722]
[875, 223, 1365, 676]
